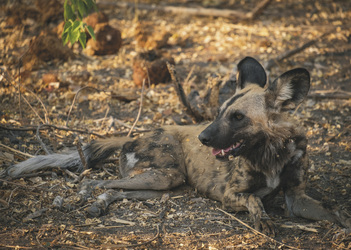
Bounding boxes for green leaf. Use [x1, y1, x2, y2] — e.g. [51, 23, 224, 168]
[86, 25, 96, 40]
[77, 0, 87, 18]
[69, 29, 80, 44]
[62, 0, 98, 46]
[84, 0, 92, 9]
[62, 22, 72, 34]
[78, 31, 87, 48]
[62, 31, 69, 45]
[72, 20, 81, 32]
[64, 2, 75, 21]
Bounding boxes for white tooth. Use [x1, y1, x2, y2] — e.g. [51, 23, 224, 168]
[221, 149, 225, 156]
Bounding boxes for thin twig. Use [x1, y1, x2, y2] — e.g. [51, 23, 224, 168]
[246, 0, 273, 20]
[101, 1, 272, 20]
[64, 169, 79, 181]
[0, 178, 44, 189]
[0, 198, 8, 208]
[280, 223, 318, 233]
[2, 67, 48, 123]
[36, 124, 51, 155]
[17, 66, 22, 119]
[183, 65, 196, 94]
[25, 88, 49, 123]
[115, 119, 133, 129]
[167, 62, 203, 122]
[127, 79, 145, 137]
[265, 29, 333, 70]
[7, 186, 18, 206]
[66, 86, 101, 126]
[0, 244, 32, 249]
[102, 224, 160, 248]
[0, 124, 106, 138]
[21, 94, 46, 124]
[146, 64, 151, 88]
[75, 136, 88, 170]
[0, 142, 33, 158]
[216, 208, 300, 250]
[102, 166, 114, 177]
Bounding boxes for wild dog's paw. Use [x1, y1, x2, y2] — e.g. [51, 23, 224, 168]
[259, 217, 276, 236]
[253, 213, 276, 236]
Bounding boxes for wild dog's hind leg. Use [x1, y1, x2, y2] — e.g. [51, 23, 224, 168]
[82, 130, 187, 216]
[81, 168, 186, 216]
[222, 190, 275, 234]
[87, 189, 166, 217]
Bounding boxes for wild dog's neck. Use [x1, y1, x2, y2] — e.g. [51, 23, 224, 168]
[243, 128, 306, 177]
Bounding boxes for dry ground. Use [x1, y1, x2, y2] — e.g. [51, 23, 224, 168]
[0, 0, 351, 249]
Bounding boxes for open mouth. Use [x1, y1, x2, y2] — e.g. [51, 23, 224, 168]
[211, 139, 244, 158]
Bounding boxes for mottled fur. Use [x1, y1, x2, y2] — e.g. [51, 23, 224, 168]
[6, 57, 350, 233]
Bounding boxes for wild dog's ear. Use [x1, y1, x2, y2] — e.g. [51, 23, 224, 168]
[267, 68, 310, 111]
[237, 57, 267, 89]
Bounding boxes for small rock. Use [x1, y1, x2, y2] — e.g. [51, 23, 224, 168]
[22, 32, 75, 71]
[83, 12, 109, 31]
[85, 23, 122, 56]
[132, 50, 175, 87]
[42, 73, 59, 84]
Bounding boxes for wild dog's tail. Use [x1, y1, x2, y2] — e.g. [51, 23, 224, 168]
[5, 137, 133, 178]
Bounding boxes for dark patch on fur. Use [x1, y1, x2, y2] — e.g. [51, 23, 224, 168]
[246, 171, 267, 193]
[123, 140, 139, 153]
[217, 91, 249, 119]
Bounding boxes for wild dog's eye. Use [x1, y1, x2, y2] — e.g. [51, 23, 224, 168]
[231, 112, 244, 121]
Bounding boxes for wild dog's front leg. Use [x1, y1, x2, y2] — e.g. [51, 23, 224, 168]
[223, 190, 275, 234]
[285, 188, 351, 229]
[285, 189, 337, 221]
[283, 149, 351, 228]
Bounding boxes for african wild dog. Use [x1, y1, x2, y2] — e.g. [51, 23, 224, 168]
[5, 57, 350, 233]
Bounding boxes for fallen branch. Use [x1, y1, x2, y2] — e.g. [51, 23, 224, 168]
[0, 124, 106, 138]
[0, 142, 33, 158]
[36, 124, 51, 155]
[308, 89, 351, 100]
[100, 0, 272, 21]
[167, 62, 204, 123]
[0, 244, 32, 249]
[75, 136, 88, 170]
[127, 79, 145, 137]
[265, 29, 333, 70]
[247, 0, 273, 20]
[280, 223, 319, 233]
[217, 208, 299, 250]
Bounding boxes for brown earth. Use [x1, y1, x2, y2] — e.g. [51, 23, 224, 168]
[0, 0, 350, 249]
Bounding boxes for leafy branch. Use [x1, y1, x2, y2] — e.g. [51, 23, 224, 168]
[62, 0, 97, 48]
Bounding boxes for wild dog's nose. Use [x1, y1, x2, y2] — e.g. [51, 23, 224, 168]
[198, 131, 210, 146]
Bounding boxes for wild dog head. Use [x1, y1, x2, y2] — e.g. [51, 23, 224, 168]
[198, 57, 310, 160]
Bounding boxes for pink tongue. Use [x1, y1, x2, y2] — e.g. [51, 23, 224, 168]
[212, 146, 232, 156]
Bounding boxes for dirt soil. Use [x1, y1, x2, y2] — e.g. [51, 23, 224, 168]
[0, 0, 351, 249]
